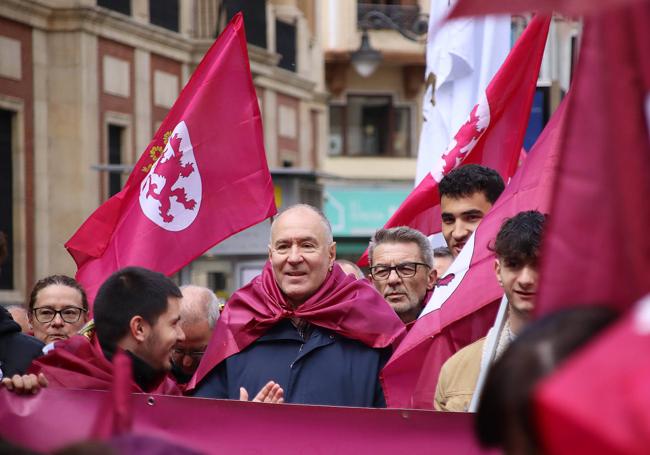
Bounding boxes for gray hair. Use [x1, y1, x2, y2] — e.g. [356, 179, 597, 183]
[270, 204, 333, 244]
[335, 259, 364, 279]
[368, 226, 434, 267]
[179, 285, 222, 329]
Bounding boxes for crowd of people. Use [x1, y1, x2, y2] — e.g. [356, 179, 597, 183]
[0, 164, 618, 453]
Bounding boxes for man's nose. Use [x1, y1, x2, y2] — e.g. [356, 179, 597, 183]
[451, 221, 469, 239]
[287, 244, 303, 263]
[177, 326, 186, 342]
[518, 265, 538, 288]
[386, 268, 402, 285]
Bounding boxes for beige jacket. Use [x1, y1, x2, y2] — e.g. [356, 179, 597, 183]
[434, 337, 485, 412]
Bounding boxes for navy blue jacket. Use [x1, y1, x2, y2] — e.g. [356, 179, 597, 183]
[0, 306, 44, 378]
[194, 319, 390, 407]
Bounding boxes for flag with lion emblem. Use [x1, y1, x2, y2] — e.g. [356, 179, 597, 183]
[66, 13, 276, 302]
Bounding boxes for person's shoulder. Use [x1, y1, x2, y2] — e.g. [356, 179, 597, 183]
[441, 337, 486, 372]
[5, 331, 44, 353]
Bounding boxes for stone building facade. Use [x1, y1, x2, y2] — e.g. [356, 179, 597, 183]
[0, 0, 326, 303]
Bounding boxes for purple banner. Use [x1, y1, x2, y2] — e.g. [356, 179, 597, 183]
[0, 389, 494, 454]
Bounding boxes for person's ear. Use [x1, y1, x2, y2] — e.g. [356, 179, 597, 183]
[328, 242, 337, 268]
[129, 315, 149, 342]
[427, 267, 437, 290]
[494, 258, 503, 287]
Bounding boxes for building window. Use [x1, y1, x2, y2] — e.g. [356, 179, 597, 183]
[107, 124, 124, 197]
[276, 19, 296, 72]
[224, 0, 267, 48]
[97, 0, 131, 16]
[329, 95, 413, 157]
[207, 271, 226, 292]
[150, 0, 179, 32]
[0, 109, 14, 289]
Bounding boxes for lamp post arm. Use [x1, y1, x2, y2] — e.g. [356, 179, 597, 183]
[358, 10, 428, 43]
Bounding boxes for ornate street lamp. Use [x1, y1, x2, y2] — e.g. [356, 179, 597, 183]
[351, 7, 429, 78]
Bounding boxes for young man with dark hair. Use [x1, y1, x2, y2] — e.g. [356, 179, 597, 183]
[434, 210, 545, 412]
[439, 164, 505, 258]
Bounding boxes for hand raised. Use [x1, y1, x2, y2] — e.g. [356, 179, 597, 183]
[239, 380, 284, 404]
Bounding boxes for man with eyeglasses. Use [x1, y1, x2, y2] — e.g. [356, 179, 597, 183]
[170, 285, 222, 385]
[368, 227, 437, 326]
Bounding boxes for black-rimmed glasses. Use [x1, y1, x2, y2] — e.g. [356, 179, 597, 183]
[369, 262, 431, 280]
[171, 347, 206, 364]
[32, 306, 87, 324]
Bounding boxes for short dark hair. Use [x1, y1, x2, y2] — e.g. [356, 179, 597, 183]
[491, 211, 546, 266]
[433, 247, 453, 258]
[475, 306, 618, 453]
[28, 275, 89, 312]
[439, 164, 505, 204]
[94, 267, 182, 352]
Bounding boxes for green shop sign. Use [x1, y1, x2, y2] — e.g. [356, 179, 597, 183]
[324, 186, 410, 237]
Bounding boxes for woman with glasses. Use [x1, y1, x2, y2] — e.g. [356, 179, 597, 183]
[27, 275, 89, 345]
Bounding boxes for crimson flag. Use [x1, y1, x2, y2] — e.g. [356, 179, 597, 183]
[447, 0, 646, 18]
[531, 3, 650, 452]
[65, 14, 276, 301]
[535, 297, 650, 455]
[381, 95, 568, 409]
[535, 3, 650, 317]
[358, 15, 550, 266]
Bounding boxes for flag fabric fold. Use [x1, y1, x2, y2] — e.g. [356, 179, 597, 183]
[359, 15, 550, 266]
[535, 296, 650, 455]
[415, 1, 510, 185]
[189, 263, 405, 390]
[447, 0, 645, 18]
[65, 14, 277, 301]
[381, 94, 568, 409]
[535, 2, 650, 318]
[531, 3, 650, 452]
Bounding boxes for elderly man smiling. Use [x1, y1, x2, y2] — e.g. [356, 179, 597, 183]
[191, 204, 404, 406]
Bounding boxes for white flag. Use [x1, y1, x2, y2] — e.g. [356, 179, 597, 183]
[415, 1, 510, 185]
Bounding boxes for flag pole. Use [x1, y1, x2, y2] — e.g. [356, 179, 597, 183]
[468, 293, 508, 412]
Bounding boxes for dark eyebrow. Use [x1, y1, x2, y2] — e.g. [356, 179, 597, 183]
[461, 209, 485, 216]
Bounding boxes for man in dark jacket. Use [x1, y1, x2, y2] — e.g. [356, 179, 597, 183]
[0, 306, 44, 379]
[191, 205, 405, 406]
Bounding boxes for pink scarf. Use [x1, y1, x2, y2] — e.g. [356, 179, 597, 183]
[189, 262, 405, 389]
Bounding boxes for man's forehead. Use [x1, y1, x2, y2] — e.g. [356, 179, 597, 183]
[373, 241, 423, 262]
[441, 192, 491, 214]
[271, 208, 327, 241]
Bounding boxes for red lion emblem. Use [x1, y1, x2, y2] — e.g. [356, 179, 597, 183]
[436, 273, 455, 287]
[145, 134, 196, 223]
